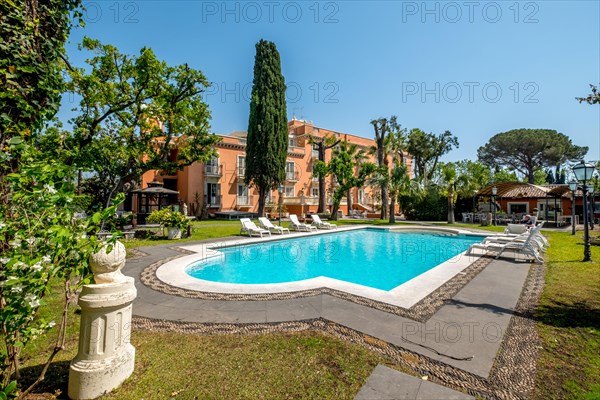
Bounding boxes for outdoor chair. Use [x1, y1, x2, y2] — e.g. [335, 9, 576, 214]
[258, 217, 290, 235]
[310, 214, 336, 229]
[504, 224, 527, 235]
[469, 225, 544, 262]
[240, 218, 271, 237]
[289, 214, 318, 232]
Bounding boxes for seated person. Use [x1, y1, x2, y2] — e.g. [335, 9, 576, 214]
[520, 214, 534, 227]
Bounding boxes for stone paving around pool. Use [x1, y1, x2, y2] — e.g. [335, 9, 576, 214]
[124, 228, 542, 400]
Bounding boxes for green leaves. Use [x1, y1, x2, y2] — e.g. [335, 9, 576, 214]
[146, 208, 190, 230]
[1, 145, 115, 387]
[246, 40, 288, 214]
[0, 0, 82, 146]
[477, 129, 588, 183]
[0, 380, 17, 399]
[63, 38, 219, 209]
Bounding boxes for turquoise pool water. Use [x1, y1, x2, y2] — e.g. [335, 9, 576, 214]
[186, 229, 481, 291]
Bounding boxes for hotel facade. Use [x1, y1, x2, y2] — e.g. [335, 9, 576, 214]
[136, 119, 412, 219]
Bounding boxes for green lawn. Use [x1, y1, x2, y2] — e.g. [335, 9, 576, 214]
[17, 292, 390, 399]
[533, 230, 600, 399]
[106, 332, 387, 400]
[12, 223, 600, 399]
[123, 220, 245, 248]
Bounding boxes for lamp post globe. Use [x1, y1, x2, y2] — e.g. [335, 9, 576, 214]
[572, 161, 597, 262]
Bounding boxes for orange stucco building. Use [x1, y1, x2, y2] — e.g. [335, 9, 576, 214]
[137, 119, 412, 218]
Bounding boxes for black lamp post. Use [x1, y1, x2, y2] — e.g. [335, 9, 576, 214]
[568, 180, 578, 235]
[589, 183, 595, 230]
[492, 186, 497, 226]
[572, 161, 596, 262]
[278, 184, 284, 226]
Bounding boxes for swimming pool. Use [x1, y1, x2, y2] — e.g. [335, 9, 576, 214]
[186, 229, 481, 291]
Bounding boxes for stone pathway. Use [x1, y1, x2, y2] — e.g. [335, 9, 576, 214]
[124, 232, 540, 399]
[355, 365, 474, 400]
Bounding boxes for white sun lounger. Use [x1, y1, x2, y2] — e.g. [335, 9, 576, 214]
[469, 225, 544, 262]
[289, 214, 318, 232]
[310, 214, 336, 229]
[258, 217, 290, 235]
[240, 218, 271, 237]
[488, 224, 549, 251]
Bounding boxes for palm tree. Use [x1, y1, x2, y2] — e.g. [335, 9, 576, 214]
[329, 141, 376, 219]
[308, 133, 340, 213]
[372, 163, 419, 223]
[332, 141, 364, 215]
[440, 162, 471, 224]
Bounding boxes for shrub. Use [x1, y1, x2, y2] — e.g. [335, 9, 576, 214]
[399, 188, 446, 221]
[146, 208, 190, 229]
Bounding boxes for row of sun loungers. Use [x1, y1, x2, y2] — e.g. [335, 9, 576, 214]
[468, 223, 548, 263]
[239, 214, 336, 238]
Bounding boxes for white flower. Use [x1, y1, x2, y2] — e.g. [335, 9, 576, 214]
[0, 257, 9, 264]
[0, 222, 6, 229]
[30, 262, 43, 272]
[47, 321, 56, 328]
[44, 184, 57, 194]
[25, 294, 40, 308]
[11, 284, 23, 293]
[42, 255, 51, 263]
[26, 237, 35, 245]
[14, 261, 27, 269]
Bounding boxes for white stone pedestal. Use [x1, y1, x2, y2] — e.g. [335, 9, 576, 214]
[68, 277, 137, 399]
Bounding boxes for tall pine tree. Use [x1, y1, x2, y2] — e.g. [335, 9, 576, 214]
[245, 39, 288, 216]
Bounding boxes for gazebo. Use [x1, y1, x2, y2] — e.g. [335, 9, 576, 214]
[131, 181, 180, 224]
[476, 182, 573, 226]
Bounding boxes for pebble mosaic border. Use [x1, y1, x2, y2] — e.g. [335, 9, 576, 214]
[140, 251, 492, 321]
[134, 252, 544, 399]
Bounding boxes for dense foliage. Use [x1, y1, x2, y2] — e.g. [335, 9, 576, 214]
[65, 38, 220, 209]
[399, 186, 447, 221]
[477, 129, 587, 184]
[407, 129, 459, 186]
[308, 134, 340, 213]
[370, 117, 404, 219]
[0, 144, 120, 395]
[327, 142, 375, 220]
[146, 208, 190, 230]
[0, 0, 81, 155]
[245, 39, 288, 216]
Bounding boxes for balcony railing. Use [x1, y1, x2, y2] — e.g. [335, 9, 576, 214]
[204, 194, 222, 207]
[282, 196, 319, 206]
[285, 171, 300, 182]
[237, 167, 246, 178]
[204, 164, 223, 177]
[237, 195, 251, 206]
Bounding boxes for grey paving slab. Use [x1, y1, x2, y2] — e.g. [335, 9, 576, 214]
[265, 296, 322, 322]
[354, 365, 473, 400]
[417, 378, 475, 399]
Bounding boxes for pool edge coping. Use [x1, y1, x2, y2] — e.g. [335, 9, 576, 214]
[153, 226, 488, 309]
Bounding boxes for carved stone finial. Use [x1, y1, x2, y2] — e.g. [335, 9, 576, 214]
[89, 241, 127, 284]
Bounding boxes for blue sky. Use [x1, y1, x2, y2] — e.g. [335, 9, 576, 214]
[60, 1, 600, 162]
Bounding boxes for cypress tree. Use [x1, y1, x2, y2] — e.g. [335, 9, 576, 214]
[245, 39, 288, 216]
